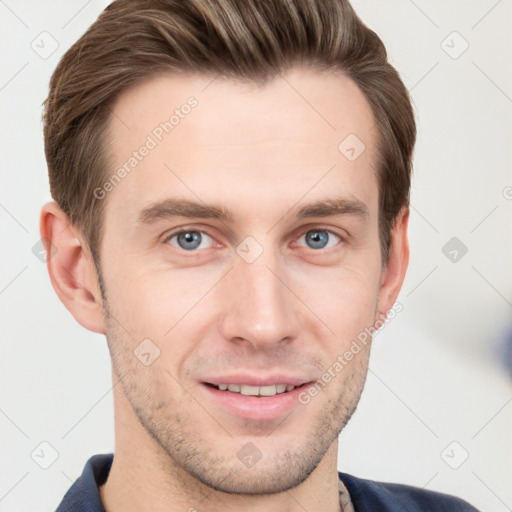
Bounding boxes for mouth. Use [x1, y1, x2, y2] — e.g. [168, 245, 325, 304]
[199, 378, 315, 421]
[203, 382, 300, 396]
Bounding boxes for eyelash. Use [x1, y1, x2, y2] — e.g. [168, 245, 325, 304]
[163, 226, 344, 253]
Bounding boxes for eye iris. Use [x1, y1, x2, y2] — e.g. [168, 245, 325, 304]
[177, 231, 202, 250]
[306, 230, 329, 249]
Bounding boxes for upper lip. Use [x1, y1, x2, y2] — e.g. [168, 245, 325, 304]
[202, 374, 315, 387]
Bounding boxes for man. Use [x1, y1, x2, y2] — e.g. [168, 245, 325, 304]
[40, 0, 478, 510]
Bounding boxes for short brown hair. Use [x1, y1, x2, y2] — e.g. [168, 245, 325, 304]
[43, 0, 415, 270]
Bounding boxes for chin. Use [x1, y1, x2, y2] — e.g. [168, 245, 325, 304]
[181, 446, 325, 495]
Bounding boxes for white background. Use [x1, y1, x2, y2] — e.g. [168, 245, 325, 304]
[1, 1, 511, 511]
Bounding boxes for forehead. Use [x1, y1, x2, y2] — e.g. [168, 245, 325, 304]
[103, 66, 379, 227]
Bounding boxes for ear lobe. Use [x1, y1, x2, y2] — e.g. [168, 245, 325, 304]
[376, 207, 410, 319]
[39, 201, 106, 334]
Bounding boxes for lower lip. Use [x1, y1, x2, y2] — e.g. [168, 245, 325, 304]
[200, 383, 311, 421]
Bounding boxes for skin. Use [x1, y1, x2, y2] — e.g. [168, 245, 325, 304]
[41, 66, 409, 512]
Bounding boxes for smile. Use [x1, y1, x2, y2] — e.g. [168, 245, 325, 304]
[206, 383, 298, 396]
[200, 378, 315, 421]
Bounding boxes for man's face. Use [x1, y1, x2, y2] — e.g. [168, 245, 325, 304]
[97, 66, 387, 493]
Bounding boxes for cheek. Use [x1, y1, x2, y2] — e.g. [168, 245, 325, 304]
[294, 263, 381, 339]
[103, 259, 221, 366]
[105, 255, 198, 324]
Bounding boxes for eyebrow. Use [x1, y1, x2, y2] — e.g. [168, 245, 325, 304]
[137, 196, 369, 225]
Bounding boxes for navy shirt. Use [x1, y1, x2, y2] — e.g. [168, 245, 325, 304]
[55, 453, 479, 511]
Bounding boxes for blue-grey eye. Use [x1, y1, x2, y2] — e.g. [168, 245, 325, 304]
[298, 229, 340, 250]
[168, 230, 214, 251]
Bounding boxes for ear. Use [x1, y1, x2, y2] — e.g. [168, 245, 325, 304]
[376, 206, 410, 319]
[39, 201, 106, 334]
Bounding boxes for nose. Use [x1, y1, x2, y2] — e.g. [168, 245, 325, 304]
[218, 243, 300, 351]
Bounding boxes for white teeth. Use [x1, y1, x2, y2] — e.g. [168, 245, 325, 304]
[241, 384, 260, 396]
[259, 385, 277, 396]
[215, 383, 297, 395]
